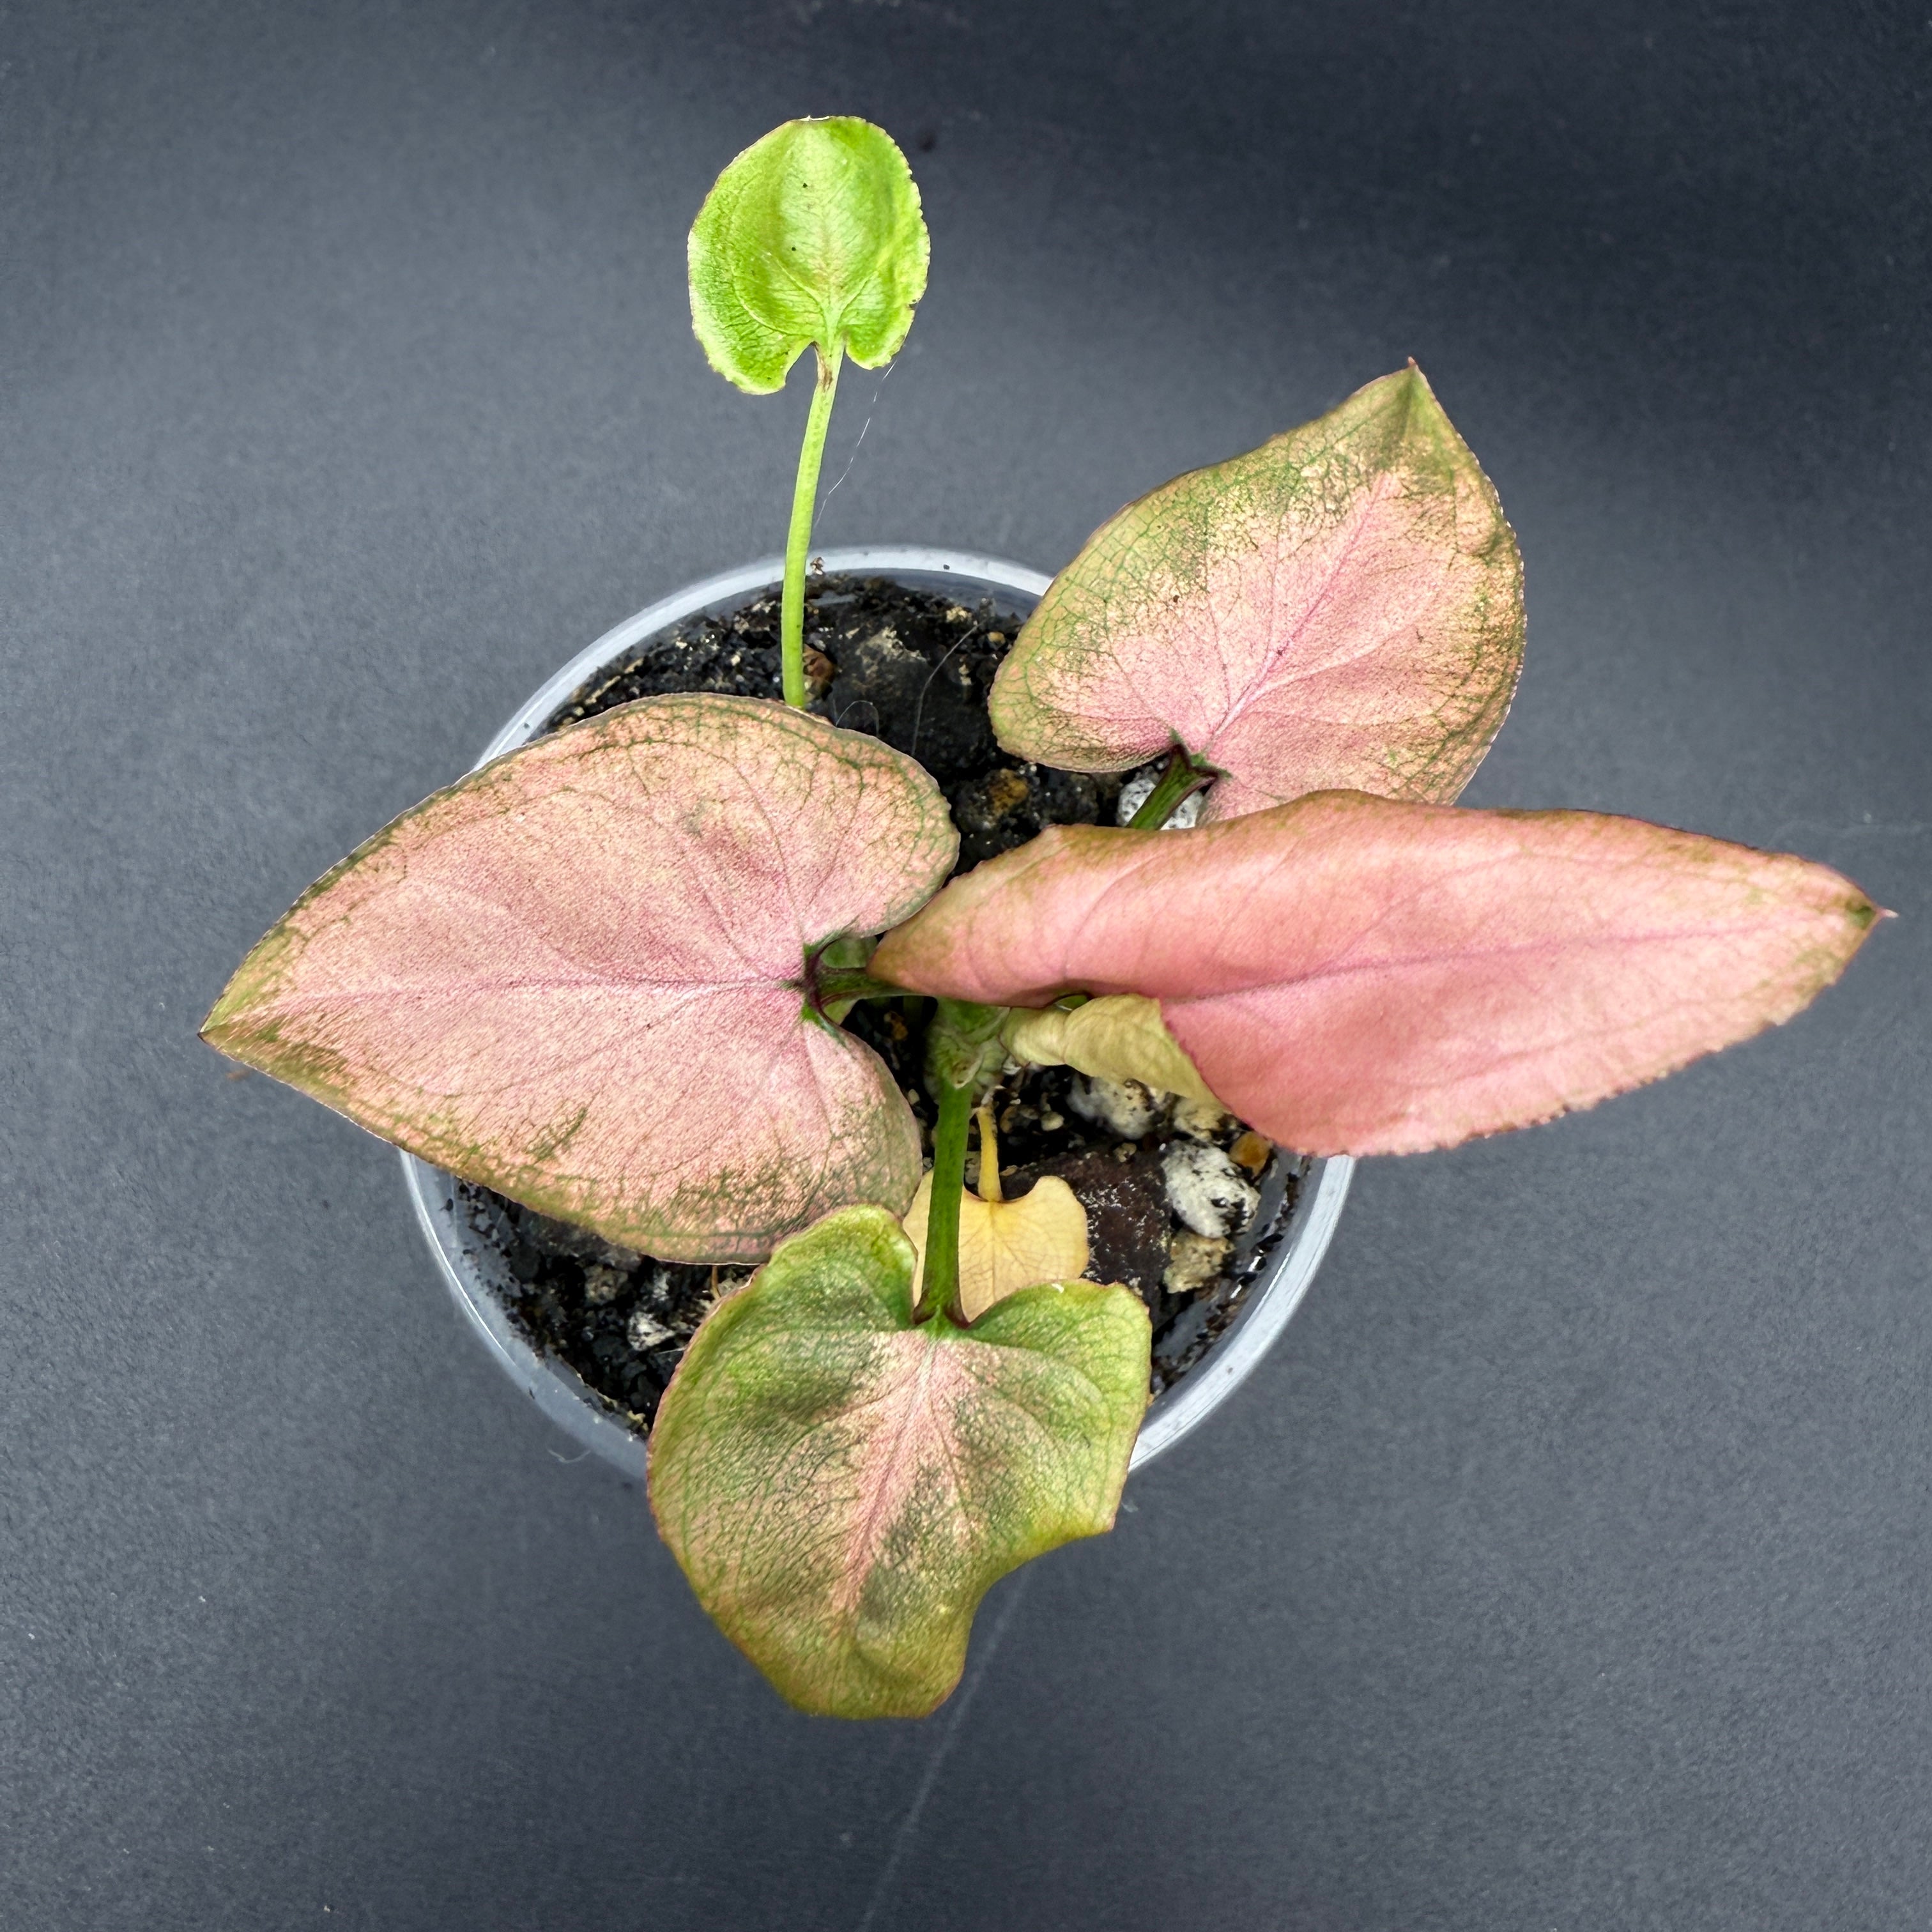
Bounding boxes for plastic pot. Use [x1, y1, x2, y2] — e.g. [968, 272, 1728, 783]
[401, 546, 1354, 1480]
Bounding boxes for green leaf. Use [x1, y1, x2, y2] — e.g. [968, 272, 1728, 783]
[688, 118, 930, 395]
[649, 1205, 1150, 1717]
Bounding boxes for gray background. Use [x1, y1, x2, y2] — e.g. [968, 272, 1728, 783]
[3, 2, 1928, 1926]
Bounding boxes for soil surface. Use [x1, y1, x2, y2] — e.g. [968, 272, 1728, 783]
[464, 574, 1304, 1434]
[544, 572, 1122, 873]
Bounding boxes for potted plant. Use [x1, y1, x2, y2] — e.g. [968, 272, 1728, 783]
[395, 537, 1352, 1492]
[202, 118, 1883, 1721]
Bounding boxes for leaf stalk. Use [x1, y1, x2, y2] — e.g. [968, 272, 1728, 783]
[1126, 744, 1218, 831]
[972, 1104, 1003, 1203]
[781, 344, 845, 709]
[806, 962, 904, 1018]
[915, 1077, 973, 1325]
[914, 997, 1009, 1325]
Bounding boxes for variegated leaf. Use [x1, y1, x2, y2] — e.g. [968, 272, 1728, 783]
[204, 695, 956, 1261]
[870, 793, 1881, 1155]
[649, 1206, 1149, 1717]
[990, 366, 1524, 818]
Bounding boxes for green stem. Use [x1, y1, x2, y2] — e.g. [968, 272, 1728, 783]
[781, 343, 845, 709]
[1126, 744, 1216, 831]
[914, 997, 1008, 1326]
[916, 1077, 974, 1325]
[809, 964, 905, 1013]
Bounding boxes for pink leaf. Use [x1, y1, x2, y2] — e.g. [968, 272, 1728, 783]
[204, 694, 958, 1260]
[989, 365, 1524, 818]
[870, 793, 1882, 1155]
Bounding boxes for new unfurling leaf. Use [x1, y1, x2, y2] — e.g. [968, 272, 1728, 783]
[649, 1206, 1149, 1719]
[870, 792, 1881, 1156]
[990, 366, 1524, 819]
[203, 694, 956, 1261]
[688, 117, 928, 394]
[689, 117, 930, 709]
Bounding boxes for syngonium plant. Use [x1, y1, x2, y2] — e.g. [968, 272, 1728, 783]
[204, 118, 1885, 1720]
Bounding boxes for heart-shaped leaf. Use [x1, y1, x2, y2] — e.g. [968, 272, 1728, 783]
[901, 1107, 1092, 1319]
[648, 1204, 1149, 1717]
[870, 793, 1881, 1155]
[989, 366, 1524, 819]
[689, 117, 929, 395]
[901, 1170, 1092, 1321]
[204, 694, 957, 1261]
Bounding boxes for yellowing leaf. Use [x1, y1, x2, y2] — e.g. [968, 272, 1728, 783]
[899, 1103, 1091, 1321]
[1002, 993, 1220, 1107]
[902, 1169, 1091, 1322]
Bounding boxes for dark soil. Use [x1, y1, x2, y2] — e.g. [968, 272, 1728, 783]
[544, 571, 1121, 873]
[464, 574, 1303, 1435]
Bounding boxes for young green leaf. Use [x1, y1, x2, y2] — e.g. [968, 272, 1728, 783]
[689, 116, 930, 709]
[688, 117, 928, 395]
[203, 695, 957, 1262]
[649, 1205, 1149, 1719]
[989, 365, 1524, 819]
[870, 793, 1882, 1156]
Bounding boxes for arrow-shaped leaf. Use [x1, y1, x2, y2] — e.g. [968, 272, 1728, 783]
[870, 792, 1882, 1156]
[203, 694, 957, 1261]
[649, 1204, 1149, 1717]
[990, 366, 1524, 819]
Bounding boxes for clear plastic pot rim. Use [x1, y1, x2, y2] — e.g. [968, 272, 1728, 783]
[399, 546, 1353, 1481]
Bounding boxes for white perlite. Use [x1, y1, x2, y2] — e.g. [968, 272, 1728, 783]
[1068, 1074, 1165, 1140]
[627, 1306, 676, 1353]
[1116, 769, 1204, 829]
[1170, 1094, 1230, 1140]
[1162, 1140, 1259, 1238]
[583, 1262, 629, 1306]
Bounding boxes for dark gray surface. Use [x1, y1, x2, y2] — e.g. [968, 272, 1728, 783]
[3, 3, 1927, 1926]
